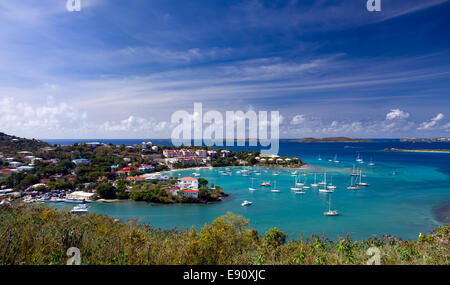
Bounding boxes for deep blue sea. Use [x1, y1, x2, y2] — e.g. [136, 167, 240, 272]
[44, 139, 450, 240]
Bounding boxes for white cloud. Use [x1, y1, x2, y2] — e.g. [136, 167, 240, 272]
[290, 114, 306, 125]
[417, 113, 444, 130]
[0, 96, 87, 132]
[386, 109, 410, 120]
[100, 116, 168, 133]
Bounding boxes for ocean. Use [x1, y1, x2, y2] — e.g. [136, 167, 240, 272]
[44, 139, 450, 240]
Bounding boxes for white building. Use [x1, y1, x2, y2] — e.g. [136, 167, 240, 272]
[178, 177, 199, 190]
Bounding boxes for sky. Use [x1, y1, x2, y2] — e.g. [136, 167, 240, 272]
[0, 0, 450, 139]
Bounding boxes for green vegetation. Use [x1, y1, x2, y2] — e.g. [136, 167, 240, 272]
[0, 205, 448, 265]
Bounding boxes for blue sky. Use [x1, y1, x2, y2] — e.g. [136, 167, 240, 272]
[0, 0, 449, 139]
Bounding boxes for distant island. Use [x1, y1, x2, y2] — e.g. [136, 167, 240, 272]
[285, 137, 373, 143]
[384, 148, 450, 153]
[400, 137, 450, 142]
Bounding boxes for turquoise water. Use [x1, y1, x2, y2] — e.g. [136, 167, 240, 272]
[46, 140, 450, 240]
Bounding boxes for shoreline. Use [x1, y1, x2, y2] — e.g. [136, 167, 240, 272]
[385, 148, 450, 153]
[433, 201, 450, 224]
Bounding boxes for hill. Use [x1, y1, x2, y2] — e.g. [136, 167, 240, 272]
[0, 132, 50, 156]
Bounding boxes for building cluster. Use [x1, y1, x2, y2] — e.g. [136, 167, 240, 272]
[163, 149, 231, 165]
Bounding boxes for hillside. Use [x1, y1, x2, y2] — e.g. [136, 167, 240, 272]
[0, 205, 448, 265]
[0, 132, 50, 156]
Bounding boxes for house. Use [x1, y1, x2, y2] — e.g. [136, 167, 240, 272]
[67, 191, 98, 202]
[170, 186, 180, 196]
[0, 169, 14, 176]
[207, 150, 217, 157]
[8, 161, 22, 168]
[86, 142, 104, 148]
[17, 166, 34, 172]
[72, 158, 89, 165]
[195, 150, 207, 158]
[178, 177, 199, 190]
[220, 150, 231, 157]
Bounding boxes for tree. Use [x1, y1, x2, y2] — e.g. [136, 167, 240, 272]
[198, 178, 208, 188]
[263, 228, 287, 247]
[96, 183, 116, 199]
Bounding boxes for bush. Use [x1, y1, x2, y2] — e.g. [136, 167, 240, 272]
[96, 183, 116, 199]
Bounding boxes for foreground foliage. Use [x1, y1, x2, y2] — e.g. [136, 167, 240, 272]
[0, 205, 448, 265]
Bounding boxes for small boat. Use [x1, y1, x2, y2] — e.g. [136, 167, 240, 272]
[318, 154, 322, 161]
[71, 204, 89, 214]
[311, 173, 319, 187]
[369, 157, 375, 166]
[327, 176, 337, 190]
[319, 173, 334, 193]
[260, 181, 271, 187]
[273, 172, 280, 176]
[64, 198, 86, 204]
[356, 153, 364, 163]
[291, 176, 302, 191]
[271, 181, 280, 193]
[302, 185, 311, 189]
[333, 154, 340, 163]
[347, 175, 359, 190]
[323, 194, 339, 216]
[241, 200, 253, 207]
[295, 190, 306, 194]
[249, 178, 257, 191]
[355, 169, 370, 186]
[192, 172, 200, 177]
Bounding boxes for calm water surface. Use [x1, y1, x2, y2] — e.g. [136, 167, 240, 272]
[45, 139, 450, 240]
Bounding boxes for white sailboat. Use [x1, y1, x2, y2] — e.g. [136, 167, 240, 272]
[356, 169, 369, 186]
[241, 200, 253, 207]
[351, 164, 360, 176]
[369, 157, 375, 166]
[347, 175, 359, 190]
[333, 154, 340, 163]
[249, 178, 257, 191]
[323, 194, 339, 216]
[311, 173, 319, 187]
[319, 173, 334, 193]
[271, 180, 280, 193]
[318, 154, 322, 161]
[327, 176, 337, 190]
[356, 153, 364, 163]
[318, 172, 327, 185]
[290, 176, 302, 191]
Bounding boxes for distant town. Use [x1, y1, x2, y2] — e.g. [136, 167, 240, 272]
[0, 132, 302, 206]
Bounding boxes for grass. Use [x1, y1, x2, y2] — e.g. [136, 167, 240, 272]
[0, 204, 448, 265]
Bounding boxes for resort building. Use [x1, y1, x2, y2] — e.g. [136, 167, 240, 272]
[17, 166, 34, 172]
[180, 189, 199, 199]
[178, 177, 199, 190]
[8, 161, 22, 168]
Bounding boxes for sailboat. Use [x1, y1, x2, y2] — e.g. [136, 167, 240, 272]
[356, 169, 369, 186]
[249, 178, 257, 191]
[271, 180, 280, 193]
[347, 175, 359, 190]
[296, 173, 305, 186]
[369, 157, 375, 166]
[333, 154, 340, 163]
[319, 173, 334, 193]
[318, 154, 322, 161]
[318, 172, 327, 185]
[356, 153, 364, 163]
[290, 176, 302, 191]
[323, 194, 339, 216]
[311, 173, 319, 187]
[260, 181, 271, 187]
[327, 176, 336, 190]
